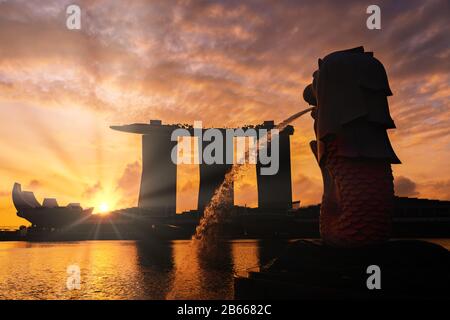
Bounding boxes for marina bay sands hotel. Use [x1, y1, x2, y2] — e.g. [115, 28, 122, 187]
[111, 120, 294, 215]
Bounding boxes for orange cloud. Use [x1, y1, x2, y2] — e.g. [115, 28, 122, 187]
[394, 176, 419, 197]
[82, 181, 103, 199]
[0, 0, 449, 225]
[116, 161, 141, 207]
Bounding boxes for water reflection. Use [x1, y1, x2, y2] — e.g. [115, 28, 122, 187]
[196, 241, 234, 300]
[0, 239, 447, 299]
[135, 240, 174, 299]
[0, 240, 269, 299]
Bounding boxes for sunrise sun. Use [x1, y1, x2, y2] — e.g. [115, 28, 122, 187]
[97, 202, 110, 214]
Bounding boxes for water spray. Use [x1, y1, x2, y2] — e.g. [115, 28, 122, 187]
[194, 106, 316, 245]
[273, 106, 316, 130]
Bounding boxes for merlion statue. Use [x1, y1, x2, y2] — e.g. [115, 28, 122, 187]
[303, 46, 400, 247]
[234, 47, 450, 299]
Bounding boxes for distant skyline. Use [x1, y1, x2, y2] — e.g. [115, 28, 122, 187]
[0, 0, 449, 226]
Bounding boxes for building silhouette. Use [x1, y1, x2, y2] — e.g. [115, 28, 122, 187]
[111, 120, 294, 216]
[139, 120, 178, 214]
[256, 121, 293, 211]
[197, 128, 234, 212]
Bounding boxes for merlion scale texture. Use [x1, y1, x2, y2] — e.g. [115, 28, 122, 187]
[303, 47, 400, 247]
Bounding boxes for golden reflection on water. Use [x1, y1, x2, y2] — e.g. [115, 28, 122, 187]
[0, 240, 283, 300]
[1, 239, 448, 300]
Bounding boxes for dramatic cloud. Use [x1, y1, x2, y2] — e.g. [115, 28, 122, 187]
[1, 0, 447, 125]
[394, 177, 450, 200]
[82, 181, 103, 199]
[0, 0, 449, 225]
[116, 161, 141, 206]
[394, 176, 419, 197]
[420, 179, 450, 200]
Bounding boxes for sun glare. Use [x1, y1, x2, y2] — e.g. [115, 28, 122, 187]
[98, 202, 110, 214]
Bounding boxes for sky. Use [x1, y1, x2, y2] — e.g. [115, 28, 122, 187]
[0, 0, 449, 226]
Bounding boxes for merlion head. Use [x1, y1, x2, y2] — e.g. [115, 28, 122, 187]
[303, 46, 396, 140]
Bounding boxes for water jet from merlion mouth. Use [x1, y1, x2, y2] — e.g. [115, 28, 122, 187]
[193, 107, 315, 251]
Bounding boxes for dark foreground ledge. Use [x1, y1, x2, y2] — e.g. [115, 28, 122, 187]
[235, 240, 450, 299]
